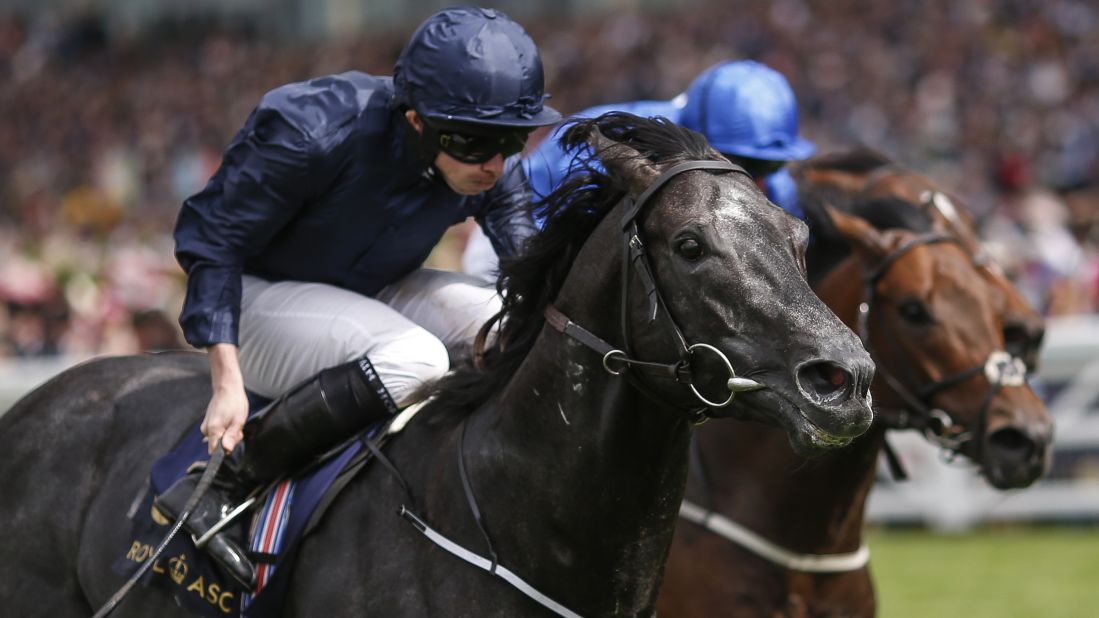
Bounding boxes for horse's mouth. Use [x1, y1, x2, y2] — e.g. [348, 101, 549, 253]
[797, 413, 855, 448]
[734, 388, 855, 456]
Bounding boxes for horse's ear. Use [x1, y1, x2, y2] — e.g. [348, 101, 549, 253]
[826, 205, 890, 261]
[588, 129, 660, 196]
[924, 190, 983, 253]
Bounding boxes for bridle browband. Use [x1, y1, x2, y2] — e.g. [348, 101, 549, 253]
[856, 230, 1028, 461]
[544, 159, 767, 421]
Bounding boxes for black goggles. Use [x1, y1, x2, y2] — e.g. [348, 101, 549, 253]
[437, 129, 529, 164]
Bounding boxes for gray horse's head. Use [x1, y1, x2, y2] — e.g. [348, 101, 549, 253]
[556, 113, 876, 455]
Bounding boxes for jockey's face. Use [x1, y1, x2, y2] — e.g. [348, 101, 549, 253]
[433, 150, 505, 195]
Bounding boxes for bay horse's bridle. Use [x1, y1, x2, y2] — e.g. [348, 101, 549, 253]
[856, 230, 1029, 460]
[544, 159, 767, 421]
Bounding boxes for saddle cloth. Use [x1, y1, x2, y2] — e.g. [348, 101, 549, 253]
[112, 399, 424, 617]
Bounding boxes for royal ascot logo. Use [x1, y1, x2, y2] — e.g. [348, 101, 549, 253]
[125, 540, 237, 614]
[169, 554, 188, 585]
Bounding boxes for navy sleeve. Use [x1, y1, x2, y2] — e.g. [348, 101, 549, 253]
[174, 106, 316, 348]
[475, 155, 538, 260]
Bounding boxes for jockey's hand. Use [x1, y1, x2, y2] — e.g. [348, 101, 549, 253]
[201, 385, 249, 454]
[203, 343, 248, 454]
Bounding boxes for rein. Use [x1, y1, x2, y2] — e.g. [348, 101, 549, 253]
[546, 159, 766, 419]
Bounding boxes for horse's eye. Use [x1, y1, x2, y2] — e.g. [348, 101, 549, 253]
[1004, 322, 1043, 371]
[898, 299, 933, 325]
[677, 238, 704, 261]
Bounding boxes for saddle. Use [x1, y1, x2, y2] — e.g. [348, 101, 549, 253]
[112, 400, 425, 617]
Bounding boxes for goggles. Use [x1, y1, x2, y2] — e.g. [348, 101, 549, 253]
[437, 129, 529, 164]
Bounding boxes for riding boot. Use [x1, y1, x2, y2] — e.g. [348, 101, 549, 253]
[152, 356, 399, 588]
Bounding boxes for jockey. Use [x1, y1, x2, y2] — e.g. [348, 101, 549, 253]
[155, 7, 560, 588]
[462, 60, 816, 280]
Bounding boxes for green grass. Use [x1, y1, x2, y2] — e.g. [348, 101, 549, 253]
[867, 526, 1099, 618]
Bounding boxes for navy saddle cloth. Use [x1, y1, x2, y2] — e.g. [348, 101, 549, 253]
[113, 394, 383, 617]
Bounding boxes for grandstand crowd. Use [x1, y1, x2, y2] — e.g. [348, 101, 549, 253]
[1, 0, 1097, 357]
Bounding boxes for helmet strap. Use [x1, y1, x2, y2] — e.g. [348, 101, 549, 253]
[399, 107, 444, 179]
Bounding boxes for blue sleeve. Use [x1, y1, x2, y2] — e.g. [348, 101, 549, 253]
[523, 125, 595, 203]
[475, 154, 538, 260]
[174, 106, 317, 348]
[764, 168, 806, 222]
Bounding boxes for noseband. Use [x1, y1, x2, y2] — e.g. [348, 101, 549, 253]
[857, 232, 1029, 460]
[545, 159, 766, 421]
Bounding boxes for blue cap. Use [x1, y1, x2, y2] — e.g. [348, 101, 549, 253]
[679, 60, 815, 161]
[393, 7, 560, 130]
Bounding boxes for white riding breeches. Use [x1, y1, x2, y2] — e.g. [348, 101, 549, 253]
[238, 269, 500, 405]
[461, 225, 500, 285]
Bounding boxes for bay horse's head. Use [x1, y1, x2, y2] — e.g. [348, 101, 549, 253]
[531, 113, 875, 456]
[799, 150, 1046, 370]
[813, 196, 1052, 489]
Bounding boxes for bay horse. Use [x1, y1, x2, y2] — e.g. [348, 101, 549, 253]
[0, 114, 874, 617]
[801, 149, 1046, 370]
[658, 153, 1053, 617]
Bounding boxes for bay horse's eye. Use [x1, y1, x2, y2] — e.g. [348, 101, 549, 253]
[677, 238, 704, 261]
[898, 299, 933, 325]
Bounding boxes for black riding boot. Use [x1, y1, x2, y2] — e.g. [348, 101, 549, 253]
[152, 356, 398, 588]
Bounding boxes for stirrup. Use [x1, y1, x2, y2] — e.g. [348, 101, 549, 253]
[193, 497, 259, 548]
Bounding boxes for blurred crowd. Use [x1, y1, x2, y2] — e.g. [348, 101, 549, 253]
[1, 0, 1098, 358]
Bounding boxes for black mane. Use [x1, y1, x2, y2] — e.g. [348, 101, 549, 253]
[422, 112, 722, 417]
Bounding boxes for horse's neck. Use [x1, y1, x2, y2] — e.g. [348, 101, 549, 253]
[464, 214, 692, 613]
[469, 329, 691, 615]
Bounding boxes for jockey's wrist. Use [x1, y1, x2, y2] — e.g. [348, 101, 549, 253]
[206, 343, 245, 393]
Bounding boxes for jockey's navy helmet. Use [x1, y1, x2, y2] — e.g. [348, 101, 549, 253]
[394, 7, 561, 131]
[679, 60, 815, 162]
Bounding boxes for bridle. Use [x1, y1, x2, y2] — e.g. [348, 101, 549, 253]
[856, 230, 1028, 460]
[545, 159, 767, 421]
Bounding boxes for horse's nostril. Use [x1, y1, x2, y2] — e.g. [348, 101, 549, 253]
[797, 361, 853, 404]
[987, 427, 1037, 461]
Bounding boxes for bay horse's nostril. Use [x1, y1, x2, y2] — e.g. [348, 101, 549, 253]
[796, 361, 854, 405]
[986, 427, 1038, 464]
